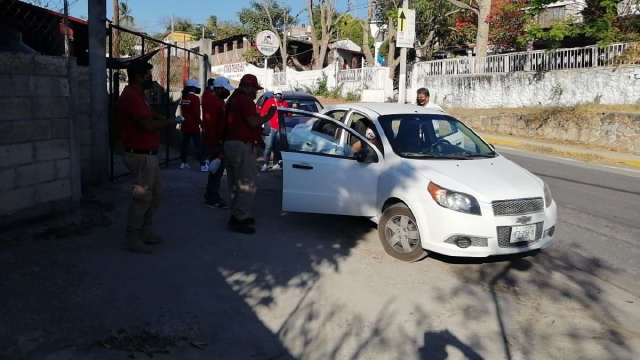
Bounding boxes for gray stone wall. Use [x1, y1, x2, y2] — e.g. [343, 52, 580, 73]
[0, 53, 82, 227]
[76, 66, 92, 177]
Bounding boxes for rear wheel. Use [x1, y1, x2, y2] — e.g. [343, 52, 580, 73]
[378, 203, 426, 262]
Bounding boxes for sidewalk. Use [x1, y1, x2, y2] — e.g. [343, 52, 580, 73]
[479, 132, 640, 168]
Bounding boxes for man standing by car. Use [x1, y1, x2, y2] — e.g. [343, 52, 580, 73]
[260, 88, 288, 172]
[119, 59, 183, 254]
[416, 87, 443, 110]
[202, 77, 234, 209]
[224, 74, 277, 234]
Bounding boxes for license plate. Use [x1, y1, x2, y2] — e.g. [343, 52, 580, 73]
[510, 225, 537, 243]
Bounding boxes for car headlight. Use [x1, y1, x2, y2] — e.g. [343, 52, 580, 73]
[428, 182, 481, 215]
[544, 182, 553, 208]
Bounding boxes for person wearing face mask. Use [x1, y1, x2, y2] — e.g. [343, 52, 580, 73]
[202, 76, 234, 209]
[260, 88, 288, 172]
[119, 59, 183, 254]
[223, 74, 277, 234]
[416, 87, 443, 111]
[179, 78, 207, 172]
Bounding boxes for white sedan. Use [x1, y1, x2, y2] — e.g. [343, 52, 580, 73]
[275, 103, 557, 262]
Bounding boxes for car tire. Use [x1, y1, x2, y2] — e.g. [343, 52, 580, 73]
[378, 203, 426, 262]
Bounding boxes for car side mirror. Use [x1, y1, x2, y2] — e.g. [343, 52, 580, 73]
[356, 146, 379, 163]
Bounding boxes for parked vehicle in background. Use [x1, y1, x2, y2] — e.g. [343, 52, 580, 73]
[256, 91, 324, 136]
[274, 103, 558, 262]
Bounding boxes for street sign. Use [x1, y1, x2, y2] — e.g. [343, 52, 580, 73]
[396, 9, 415, 48]
[254, 30, 280, 56]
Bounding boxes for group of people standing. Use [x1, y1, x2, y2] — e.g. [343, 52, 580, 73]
[118, 58, 277, 254]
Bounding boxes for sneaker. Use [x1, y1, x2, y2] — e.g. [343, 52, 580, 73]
[121, 239, 153, 253]
[228, 216, 255, 234]
[200, 164, 209, 172]
[260, 164, 269, 172]
[271, 164, 281, 171]
[205, 199, 229, 209]
[180, 163, 190, 170]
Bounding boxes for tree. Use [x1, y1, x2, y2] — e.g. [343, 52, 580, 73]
[361, 0, 377, 66]
[307, 0, 350, 70]
[446, 0, 492, 57]
[238, 0, 295, 69]
[374, 0, 402, 77]
[412, 0, 459, 60]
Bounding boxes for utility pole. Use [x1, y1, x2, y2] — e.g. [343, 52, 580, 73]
[171, 13, 175, 34]
[397, 0, 408, 104]
[112, 0, 119, 57]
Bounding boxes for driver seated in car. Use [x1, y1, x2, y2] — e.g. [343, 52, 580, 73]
[352, 128, 381, 154]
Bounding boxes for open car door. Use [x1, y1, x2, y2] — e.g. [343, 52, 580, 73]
[277, 108, 384, 217]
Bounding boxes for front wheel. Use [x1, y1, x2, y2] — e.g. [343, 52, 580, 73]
[378, 203, 426, 262]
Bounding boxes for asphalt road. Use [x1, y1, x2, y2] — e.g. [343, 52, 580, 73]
[496, 147, 640, 295]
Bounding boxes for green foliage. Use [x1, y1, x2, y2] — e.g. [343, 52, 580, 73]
[238, 0, 294, 40]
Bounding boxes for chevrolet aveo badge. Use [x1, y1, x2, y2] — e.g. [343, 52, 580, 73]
[516, 215, 533, 224]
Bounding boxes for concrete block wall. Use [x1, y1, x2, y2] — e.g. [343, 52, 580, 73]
[76, 66, 92, 177]
[0, 53, 81, 228]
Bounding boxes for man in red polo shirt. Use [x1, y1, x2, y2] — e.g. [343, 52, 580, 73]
[224, 74, 276, 234]
[119, 60, 182, 253]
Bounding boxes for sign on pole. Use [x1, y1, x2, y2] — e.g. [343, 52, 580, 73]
[254, 30, 280, 56]
[396, 9, 415, 48]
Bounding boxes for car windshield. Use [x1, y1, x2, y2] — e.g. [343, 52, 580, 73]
[285, 98, 323, 114]
[378, 114, 497, 159]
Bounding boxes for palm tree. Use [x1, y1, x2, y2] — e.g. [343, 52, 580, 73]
[119, 1, 135, 27]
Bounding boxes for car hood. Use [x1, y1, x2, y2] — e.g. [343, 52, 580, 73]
[402, 155, 544, 203]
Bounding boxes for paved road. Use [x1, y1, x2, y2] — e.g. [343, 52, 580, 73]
[496, 147, 640, 295]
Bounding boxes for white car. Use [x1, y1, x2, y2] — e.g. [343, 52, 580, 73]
[275, 103, 557, 262]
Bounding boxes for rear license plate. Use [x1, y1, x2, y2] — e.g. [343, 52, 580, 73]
[510, 225, 537, 243]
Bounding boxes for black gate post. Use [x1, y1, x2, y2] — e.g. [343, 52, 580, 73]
[108, 24, 115, 181]
[141, 37, 145, 57]
[165, 45, 172, 168]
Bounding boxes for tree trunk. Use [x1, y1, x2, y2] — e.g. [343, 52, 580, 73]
[387, 16, 398, 79]
[361, 0, 375, 66]
[112, 0, 120, 57]
[475, 0, 491, 58]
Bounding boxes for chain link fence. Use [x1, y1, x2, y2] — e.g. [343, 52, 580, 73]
[108, 24, 204, 180]
[0, 0, 79, 56]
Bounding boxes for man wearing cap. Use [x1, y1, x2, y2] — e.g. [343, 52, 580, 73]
[260, 88, 288, 172]
[119, 59, 183, 254]
[223, 74, 277, 234]
[202, 76, 234, 209]
[179, 78, 208, 172]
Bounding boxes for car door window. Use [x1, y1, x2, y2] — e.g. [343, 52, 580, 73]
[325, 110, 347, 122]
[433, 119, 456, 138]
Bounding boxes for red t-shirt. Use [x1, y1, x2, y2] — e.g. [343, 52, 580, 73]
[119, 85, 159, 152]
[180, 92, 201, 134]
[225, 88, 261, 144]
[201, 89, 226, 148]
[261, 97, 288, 130]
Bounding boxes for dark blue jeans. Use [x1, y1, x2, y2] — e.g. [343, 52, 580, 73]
[180, 133, 204, 165]
[205, 157, 226, 202]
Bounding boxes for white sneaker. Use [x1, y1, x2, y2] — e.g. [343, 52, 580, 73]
[271, 164, 281, 171]
[180, 163, 190, 170]
[200, 165, 209, 172]
[260, 164, 269, 172]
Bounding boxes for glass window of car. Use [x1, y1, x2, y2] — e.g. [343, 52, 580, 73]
[325, 110, 347, 122]
[284, 119, 356, 158]
[286, 99, 324, 115]
[378, 114, 496, 159]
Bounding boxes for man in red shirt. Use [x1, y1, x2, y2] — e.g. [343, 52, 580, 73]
[224, 74, 276, 234]
[179, 79, 207, 172]
[260, 88, 288, 172]
[202, 76, 234, 209]
[119, 59, 182, 253]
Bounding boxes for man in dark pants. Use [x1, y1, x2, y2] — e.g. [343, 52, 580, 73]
[202, 77, 234, 208]
[119, 60, 183, 253]
[224, 74, 277, 234]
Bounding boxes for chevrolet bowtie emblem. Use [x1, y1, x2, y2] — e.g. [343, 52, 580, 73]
[516, 215, 533, 224]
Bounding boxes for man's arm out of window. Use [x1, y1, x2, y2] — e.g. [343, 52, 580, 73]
[244, 98, 276, 128]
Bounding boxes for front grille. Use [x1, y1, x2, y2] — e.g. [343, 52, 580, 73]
[492, 197, 544, 216]
[496, 222, 544, 248]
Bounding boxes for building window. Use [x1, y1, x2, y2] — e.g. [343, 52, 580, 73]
[537, 6, 566, 28]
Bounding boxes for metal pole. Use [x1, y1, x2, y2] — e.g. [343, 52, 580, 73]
[264, 57, 268, 91]
[141, 37, 145, 56]
[397, 0, 408, 104]
[165, 45, 171, 168]
[108, 25, 114, 180]
[63, 0, 70, 56]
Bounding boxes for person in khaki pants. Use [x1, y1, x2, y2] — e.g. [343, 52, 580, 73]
[119, 60, 183, 253]
[223, 74, 277, 234]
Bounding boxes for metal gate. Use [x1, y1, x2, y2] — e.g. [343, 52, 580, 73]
[107, 24, 204, 180]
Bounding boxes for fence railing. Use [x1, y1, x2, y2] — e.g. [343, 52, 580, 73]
[413, 42, 637, 78]
[337, 67, 386, 90]
[107, 24, 205, 180]
[272, 72, 286, 86]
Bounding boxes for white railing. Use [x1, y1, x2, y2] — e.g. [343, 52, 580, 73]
[272, 72, 286, 86]
[337, 67, 386, 90]
[413, 42, 638, 78]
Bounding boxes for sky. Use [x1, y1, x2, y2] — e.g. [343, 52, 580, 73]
[64, 0, 366, 35]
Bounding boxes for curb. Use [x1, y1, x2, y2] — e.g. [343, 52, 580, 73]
[483, 136, 640, 169]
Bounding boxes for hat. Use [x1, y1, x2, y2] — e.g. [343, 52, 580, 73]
[185, 78, 201, 88]
[212, 77, 235, 91]
[274, 88, 283, 95]
[365, 128, 376, 140]
[239, 74, 263, 90]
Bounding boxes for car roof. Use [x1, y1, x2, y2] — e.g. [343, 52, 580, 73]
[323, 102, 449, 116]
[262, 90, 319, 100]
